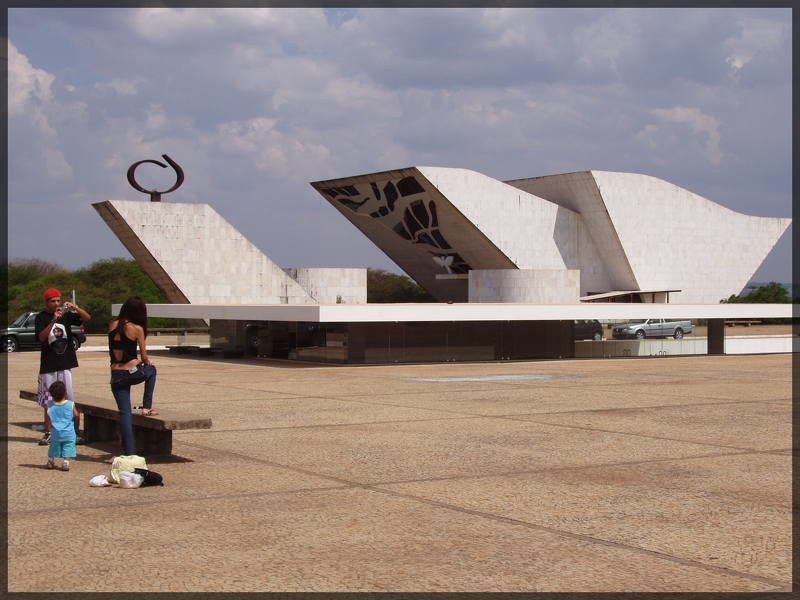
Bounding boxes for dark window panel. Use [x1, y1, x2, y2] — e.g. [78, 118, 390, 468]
[397, 176, 425, 197]
[383, 181, 399, 211]
[403, 207, 423, 237]
[392, 222, 412, 240]
[410, 199, 429, 228]
[415, 232, 438, 248]
[430, 229, 451, 249]
[336, 196, 368, 213]
[428, 201, 438, 227]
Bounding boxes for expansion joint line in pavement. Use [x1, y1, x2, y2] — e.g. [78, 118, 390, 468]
[178, 440, 788, 590]
[232, 392, 790, 457]
[492, 416, 782, 454]
[372, 488, 789, 590]
[371, 448, 772, 486]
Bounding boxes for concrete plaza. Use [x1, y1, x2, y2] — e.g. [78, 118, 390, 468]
[6, 349, 792, 592]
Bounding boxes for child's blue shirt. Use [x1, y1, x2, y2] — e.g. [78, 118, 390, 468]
[47, 400, 76, 441]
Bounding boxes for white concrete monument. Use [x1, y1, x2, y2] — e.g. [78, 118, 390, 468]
[94, 166, 789, 309]
[311, 168, 790, 304]
[93, 200, 366, 306]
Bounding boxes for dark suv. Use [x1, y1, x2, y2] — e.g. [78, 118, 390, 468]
[573, 319, 604, 341]
[1, 311, 86, 353]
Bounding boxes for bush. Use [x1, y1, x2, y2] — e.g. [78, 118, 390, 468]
[721, 281, 791, 304]
[720, 282, 793, 324]
[367, 268, 435, 303]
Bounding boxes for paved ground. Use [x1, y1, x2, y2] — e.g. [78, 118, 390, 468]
[6, 350, 792, 592]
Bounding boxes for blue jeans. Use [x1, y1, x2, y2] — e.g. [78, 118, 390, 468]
[110, 363, 157, 456]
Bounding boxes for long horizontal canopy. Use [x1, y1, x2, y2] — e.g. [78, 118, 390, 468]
[118, 302, 794, 323]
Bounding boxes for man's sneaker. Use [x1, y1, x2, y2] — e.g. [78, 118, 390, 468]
[60, 461, 70, 471]
[38, 432, 51, 446]
[75, 436, 85, 445]
[45, 461, 55, 470]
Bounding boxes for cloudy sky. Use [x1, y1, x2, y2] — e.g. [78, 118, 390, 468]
[8, 7, 792, 288]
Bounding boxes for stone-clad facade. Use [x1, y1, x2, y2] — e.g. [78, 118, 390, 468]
[311, 167, 790, 304]
[93, 200, 366, 306]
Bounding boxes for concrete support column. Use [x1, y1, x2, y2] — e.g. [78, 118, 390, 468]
[707, 318, 725, 355]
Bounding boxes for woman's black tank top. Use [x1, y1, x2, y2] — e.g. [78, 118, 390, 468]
[108, 326, 138, 365]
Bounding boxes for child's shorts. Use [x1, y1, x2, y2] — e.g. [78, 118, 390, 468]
[48, 439, 76, 459]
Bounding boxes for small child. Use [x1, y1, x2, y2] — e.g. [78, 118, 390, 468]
[45, 381, 79, 471]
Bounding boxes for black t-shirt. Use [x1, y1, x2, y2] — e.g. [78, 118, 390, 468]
[35, 309, 82, 374]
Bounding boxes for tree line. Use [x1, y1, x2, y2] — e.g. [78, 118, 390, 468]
[3, 258, 182, 334]
[720, 281, 795, 324]
[3, 259, 434, 333]
[720, 281, 795, 304]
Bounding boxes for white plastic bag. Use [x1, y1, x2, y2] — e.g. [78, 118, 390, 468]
[89, 475, 112, 487]
[118, 471, 144, 489]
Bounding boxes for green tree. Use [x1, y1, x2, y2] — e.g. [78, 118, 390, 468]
[2, 257, 186, 333]
[720, 281, 793, 324]
[7, 258, 65, 287]
[720, 282, 791, 304]
[367, 268, 435, 303]
[3, 258, 66, 315]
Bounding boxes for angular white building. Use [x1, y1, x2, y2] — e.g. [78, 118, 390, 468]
[94, 167, 792, 364]
[93, 200, 367, 306]
[311, 167, 790, 304]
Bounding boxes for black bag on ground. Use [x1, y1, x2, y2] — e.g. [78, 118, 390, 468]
[133, 467, 164, 486]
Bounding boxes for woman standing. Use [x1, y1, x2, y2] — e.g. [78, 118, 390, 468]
[109, 296, 158, 456]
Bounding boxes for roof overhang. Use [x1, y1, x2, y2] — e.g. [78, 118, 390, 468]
[580, 289, 682, 302]
[123, 303, 795, 323]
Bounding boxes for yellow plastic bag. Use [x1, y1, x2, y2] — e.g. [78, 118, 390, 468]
[110, 455, 147, 483]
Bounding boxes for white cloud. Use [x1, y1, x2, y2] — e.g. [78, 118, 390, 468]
[144, 103, 170, 133]
[724, 15, 787, 70]
[572, 10, 638, 73]
[94, 78, 144, 95]
[213, 116, 332, 179]
[128, 7, 327, 47]
[7, 41, 73, 183]
[650, 105, 723, 165]
[8, 40, 55, 116]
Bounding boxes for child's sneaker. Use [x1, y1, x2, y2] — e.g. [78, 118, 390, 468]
[60, 461, 70, 471]
[38, 432, 51, 446]
[45, 460, 55, 470]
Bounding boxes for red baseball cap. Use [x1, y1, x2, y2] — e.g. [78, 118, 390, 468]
[43, 288, 61, 301]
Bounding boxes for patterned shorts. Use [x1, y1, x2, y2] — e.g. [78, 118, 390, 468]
[37, 371, 73, 408]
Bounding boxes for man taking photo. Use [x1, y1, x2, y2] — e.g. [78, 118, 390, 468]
[35, 288, 90, 445]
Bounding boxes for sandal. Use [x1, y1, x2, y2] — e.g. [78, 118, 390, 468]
[141, 408, 160, 416]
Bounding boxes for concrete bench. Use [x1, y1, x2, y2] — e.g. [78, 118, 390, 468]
[20, 389, 211, 456]
[725, 320, 760, 327]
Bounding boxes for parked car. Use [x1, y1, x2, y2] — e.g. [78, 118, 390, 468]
[574, 319, 604, 341]
[611, 318, 692, 340]
[1, 311, 86, 353]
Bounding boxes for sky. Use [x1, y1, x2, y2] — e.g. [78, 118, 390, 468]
[7, 7, 793, 289]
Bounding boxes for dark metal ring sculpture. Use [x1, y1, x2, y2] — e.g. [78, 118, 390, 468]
[127, 154, 184, 202]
